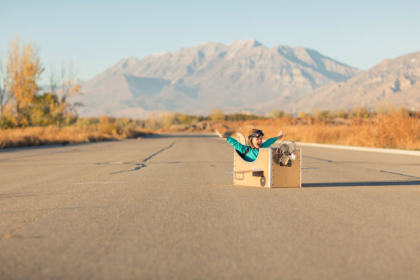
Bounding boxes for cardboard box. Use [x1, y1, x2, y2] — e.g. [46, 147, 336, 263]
[233, 147, 301, 188]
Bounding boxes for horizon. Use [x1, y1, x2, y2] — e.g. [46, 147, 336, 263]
[1, 0, 420, 84]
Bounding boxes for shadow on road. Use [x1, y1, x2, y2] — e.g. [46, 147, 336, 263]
[303, 180, 420, 187]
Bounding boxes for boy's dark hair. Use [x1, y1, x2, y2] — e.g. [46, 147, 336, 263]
[248, 129, 264, 149]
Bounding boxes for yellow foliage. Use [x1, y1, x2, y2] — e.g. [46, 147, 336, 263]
[6, 38, 44, 125]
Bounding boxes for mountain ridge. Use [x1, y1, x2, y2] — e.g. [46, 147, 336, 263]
[74, 40, 363, 117]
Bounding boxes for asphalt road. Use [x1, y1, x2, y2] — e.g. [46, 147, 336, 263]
[1, 134, 420, 280]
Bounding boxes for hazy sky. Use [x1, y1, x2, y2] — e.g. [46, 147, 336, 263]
[1, 0, 419, 83]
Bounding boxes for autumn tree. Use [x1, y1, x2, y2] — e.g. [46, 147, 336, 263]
[47, 62, 82, 127]
[0, 58, 6, 115]
[5, 38, 44, 126]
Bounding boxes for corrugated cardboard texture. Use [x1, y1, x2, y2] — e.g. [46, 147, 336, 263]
[271, 149, 301, 188]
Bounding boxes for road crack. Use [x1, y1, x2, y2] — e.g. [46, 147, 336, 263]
[110, 141, 176, 174]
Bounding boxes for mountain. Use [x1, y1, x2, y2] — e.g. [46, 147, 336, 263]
[297, 52, 420, 111]
[73, 40, 361, 117]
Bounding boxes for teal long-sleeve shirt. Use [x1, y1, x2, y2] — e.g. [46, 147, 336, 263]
[226, 136, 278, 162]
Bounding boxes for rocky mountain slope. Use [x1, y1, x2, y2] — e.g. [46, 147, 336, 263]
[295, 51, 420, 111]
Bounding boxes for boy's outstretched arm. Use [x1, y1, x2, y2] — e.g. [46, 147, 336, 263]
[261, 130, 284, 148]
[215, 129, 248, 154]
[215, 129, 226, 139]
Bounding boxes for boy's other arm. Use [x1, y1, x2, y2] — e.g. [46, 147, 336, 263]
[261, 131, 284, 148]
[261, 137, 278, 148]
[226, 137, 249, 154]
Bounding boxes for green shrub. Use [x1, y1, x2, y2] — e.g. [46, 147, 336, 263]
[0, 115, 15, 129]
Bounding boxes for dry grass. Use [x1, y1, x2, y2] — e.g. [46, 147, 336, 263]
[218, 111, 420, 150]
[0, 126, 153, 149]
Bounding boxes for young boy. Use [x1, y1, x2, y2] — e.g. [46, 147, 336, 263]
[216, 128, 283, 162]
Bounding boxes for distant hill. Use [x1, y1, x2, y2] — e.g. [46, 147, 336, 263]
[296, 52, 420, 112]
[73, 40, 360, 117]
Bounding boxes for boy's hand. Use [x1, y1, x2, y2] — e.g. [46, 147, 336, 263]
[215, 129, 226, 139]
[277, 130, 284, 139]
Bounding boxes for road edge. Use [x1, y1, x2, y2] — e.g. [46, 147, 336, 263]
[297, 142, 420, 156]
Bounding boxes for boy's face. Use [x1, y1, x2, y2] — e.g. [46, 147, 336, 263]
[251, 136, 263, 148]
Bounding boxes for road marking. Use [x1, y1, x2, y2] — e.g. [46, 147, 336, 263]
[298, 142, 420, 156]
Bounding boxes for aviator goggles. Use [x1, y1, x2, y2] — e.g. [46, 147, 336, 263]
[248, 130, 264, 138]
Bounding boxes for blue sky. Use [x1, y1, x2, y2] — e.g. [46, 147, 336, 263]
[1, 0, 419, 83]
